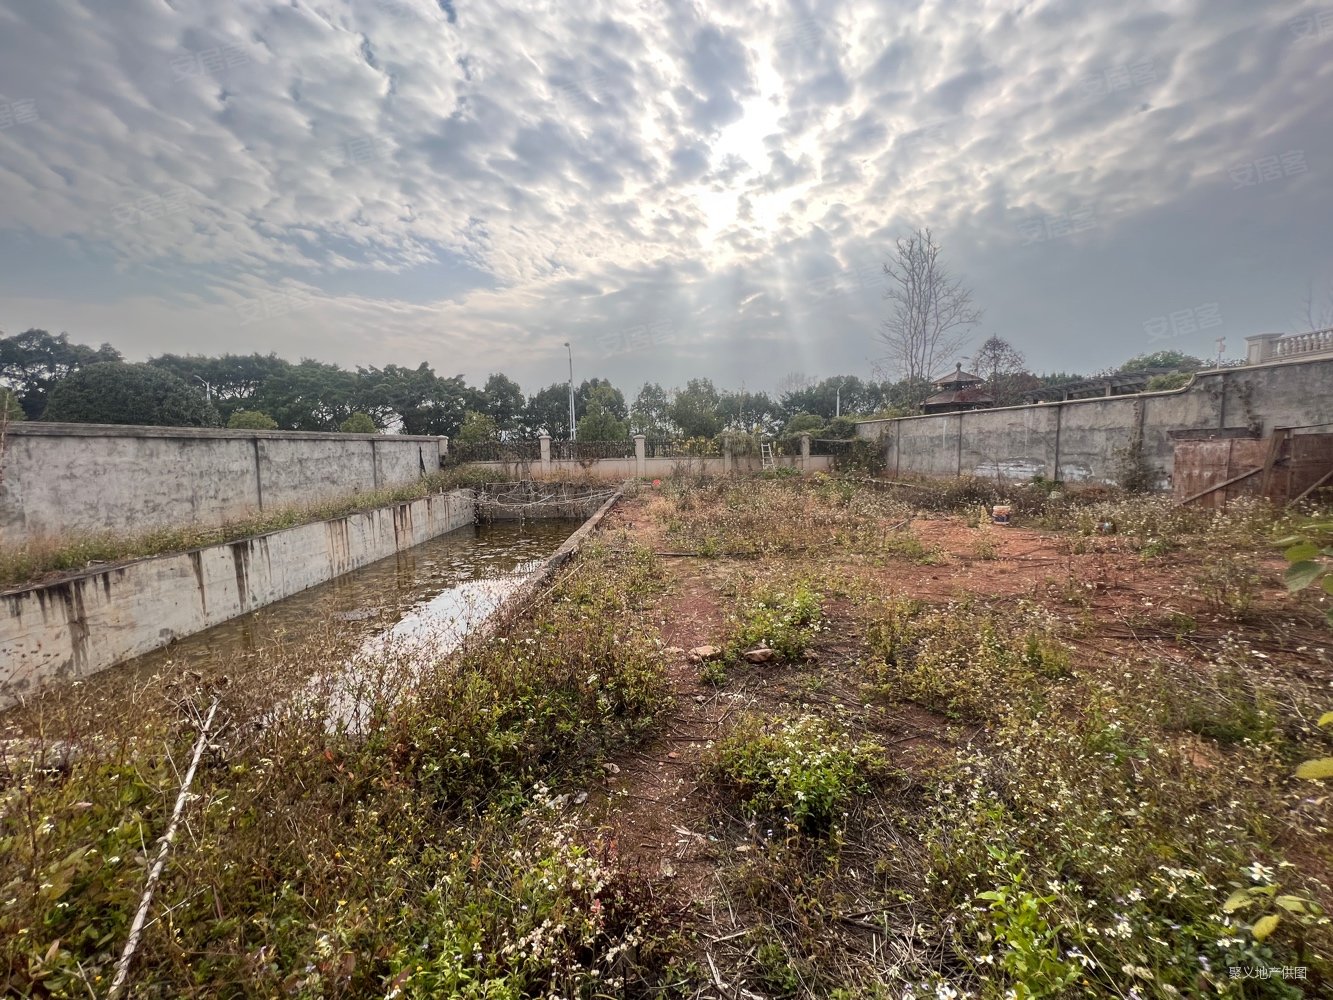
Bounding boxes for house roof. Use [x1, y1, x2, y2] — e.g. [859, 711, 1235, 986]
[923, 386, 994, 409]
[932, 363, 984, 387]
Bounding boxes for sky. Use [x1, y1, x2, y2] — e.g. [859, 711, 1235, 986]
[0, 0, 1330, 396]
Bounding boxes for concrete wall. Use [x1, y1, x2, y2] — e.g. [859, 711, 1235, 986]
[857, 356, 1333, 488]
[0, 423, 449, 545]
[0, 489, 474, 707]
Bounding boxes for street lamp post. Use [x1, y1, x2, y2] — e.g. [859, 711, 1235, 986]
[192, 374, 212, 401]
[563, 342, 576, 442]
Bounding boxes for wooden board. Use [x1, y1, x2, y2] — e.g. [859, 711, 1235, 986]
[1173, 432, 1333, 507]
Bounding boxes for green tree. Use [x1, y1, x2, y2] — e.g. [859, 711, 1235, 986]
[1144, 372, 1192, 391]
[718, 389, 783, 434]
[254, 359, 359, 431]
[43, 362, 220, 427]
[357, 364, 476, 436]
[779, 376, 879, 421]
[339, 412, 378, 434]
[525, 383, 575, 439]
[456, 410, 499, 445]
[783, 411, 824, 435]
[575, 379, 626, 421]
[0, 329, 122, 419]
[669, 378, 723, 438]
[1120, 350, 1205, 372]
[630, 382, 672, 435]
[148, 352, 291, 421]
[480, 373, 526, 433]
[226, 409, 278, 430]
[576, 385, 630, 441]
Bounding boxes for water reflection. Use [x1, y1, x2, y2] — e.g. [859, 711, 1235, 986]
[1, 520, 580, 734]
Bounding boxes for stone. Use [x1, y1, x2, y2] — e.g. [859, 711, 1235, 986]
[742, 646, 775, 664]
[601, 762, 621, 775]
[687, 645, 723, 663]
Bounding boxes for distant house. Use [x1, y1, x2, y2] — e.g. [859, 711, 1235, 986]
[921, 364, 994, 414]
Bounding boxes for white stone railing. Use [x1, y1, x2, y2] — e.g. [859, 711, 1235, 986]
[1245, 328, 1333, 364]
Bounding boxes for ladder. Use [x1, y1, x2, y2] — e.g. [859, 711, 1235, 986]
[760, 442, 775, 470]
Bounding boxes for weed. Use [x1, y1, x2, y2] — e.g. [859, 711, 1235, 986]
[862, 598, 1070, 722]
[1195, 555, 1264, 618]
[705, 715, 882, 834]
[971, 533, 1000, 560]
[726, 582, 824, 662]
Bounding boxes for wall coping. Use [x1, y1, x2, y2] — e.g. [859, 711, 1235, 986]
[3, 421, 447, 444]
[854, 355, 1333, 429]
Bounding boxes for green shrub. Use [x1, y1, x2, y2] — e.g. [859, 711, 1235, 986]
[338, 411, 378, 434]
[706, 715, 882, 834]
[727, 582, 824, 661]
[226, 409, 278, 429]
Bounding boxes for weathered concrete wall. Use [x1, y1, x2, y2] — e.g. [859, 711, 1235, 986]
[857, 357, 1333, 487]
[0, 489, 474, 707]
[0, 423, 449, 545]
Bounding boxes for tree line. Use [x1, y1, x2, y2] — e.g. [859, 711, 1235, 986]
[0, 327, 1209, 442]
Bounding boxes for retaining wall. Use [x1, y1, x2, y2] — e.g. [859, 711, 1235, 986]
[855, 356, 1333, 487]
[0, 423, 449, 546]
[0, 490, 474, 707]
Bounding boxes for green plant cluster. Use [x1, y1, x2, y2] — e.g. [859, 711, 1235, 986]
[706, 715, 883, 834]
[862, 597, 1070, 721]
[726, 582, 824, 662]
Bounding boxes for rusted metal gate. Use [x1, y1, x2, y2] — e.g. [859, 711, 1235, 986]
[1173, 429, 1333, 508]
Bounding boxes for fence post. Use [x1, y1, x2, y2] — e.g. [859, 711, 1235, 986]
[539, 434, 551, 477]
[800, 433, 811, 471]
[634, 434, 646, 477]
[723, 439, 733, 476]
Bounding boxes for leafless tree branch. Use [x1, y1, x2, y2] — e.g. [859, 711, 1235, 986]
[876, 228, 982, 392]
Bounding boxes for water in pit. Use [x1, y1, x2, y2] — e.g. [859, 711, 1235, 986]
[1, 519, 583, 736]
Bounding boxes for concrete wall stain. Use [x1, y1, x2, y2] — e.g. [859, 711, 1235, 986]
[188, 550, 207, 614]
[231, 541, 250, 609]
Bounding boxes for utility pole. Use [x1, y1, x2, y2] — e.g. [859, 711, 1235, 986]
[563, 341, 576, 441]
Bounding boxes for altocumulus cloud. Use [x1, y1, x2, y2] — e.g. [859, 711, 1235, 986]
[0, 0, 1329, 390]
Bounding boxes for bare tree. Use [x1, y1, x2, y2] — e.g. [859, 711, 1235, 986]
[877, 228, 982, 390]
[971, 335, 1028, 406]
[1301, 278, 1333, 331]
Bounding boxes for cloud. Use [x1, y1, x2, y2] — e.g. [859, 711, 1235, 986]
[0, 0, 1329, 394]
